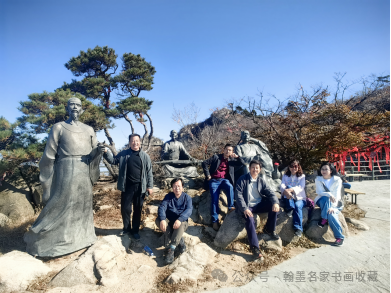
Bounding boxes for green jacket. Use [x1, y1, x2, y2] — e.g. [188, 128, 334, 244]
[104, 148, 153, 194]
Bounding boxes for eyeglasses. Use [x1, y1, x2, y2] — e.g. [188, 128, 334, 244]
[289, 165, 299, 168]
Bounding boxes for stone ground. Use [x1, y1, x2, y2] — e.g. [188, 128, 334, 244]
[209, 180, 390, 293]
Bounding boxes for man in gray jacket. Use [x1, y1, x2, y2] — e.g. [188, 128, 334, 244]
[235, 160, 280, 259]
[103, 134, 153, 239]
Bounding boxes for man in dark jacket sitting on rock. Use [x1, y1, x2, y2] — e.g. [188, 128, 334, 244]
[157, 178, 193, 264]
[202, 144, 245, 231]
[235, 160, 280, 260]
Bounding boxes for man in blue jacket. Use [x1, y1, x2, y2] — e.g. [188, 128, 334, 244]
[236, 160, 280, 260]
[103, 134, 153, 240]
[202, 144, 245, 230]
[157, 178, 193, 264]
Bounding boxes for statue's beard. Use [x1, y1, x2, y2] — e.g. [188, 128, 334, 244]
[70, 112, 79, 121]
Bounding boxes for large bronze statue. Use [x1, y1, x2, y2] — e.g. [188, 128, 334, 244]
[24, 98, 103, 257]
[235, 130, 280, 191]
[159, 130, 199, 178]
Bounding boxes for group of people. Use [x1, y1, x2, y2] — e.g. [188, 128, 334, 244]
[103, 138, 346, 263]
[23, 98, 345, 264]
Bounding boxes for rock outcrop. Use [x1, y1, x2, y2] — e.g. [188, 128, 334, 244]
[50, 235, 131, 287]
[0, 251, 51, 293]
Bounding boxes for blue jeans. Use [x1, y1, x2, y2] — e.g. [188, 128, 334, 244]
[283, 198, 304, 231]
[343, 182, 351, 189]
[209, 178, 234, 223]
[316, 196, 344, 239]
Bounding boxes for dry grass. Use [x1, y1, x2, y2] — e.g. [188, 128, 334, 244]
[26, 271, 57, 292]
[150, 267, 196, 293]
[342, 202, 366, 220]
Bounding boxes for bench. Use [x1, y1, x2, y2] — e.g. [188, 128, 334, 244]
[344, 188, 365, 204]
[345, 173, 368, 182]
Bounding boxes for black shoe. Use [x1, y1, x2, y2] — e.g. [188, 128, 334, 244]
[286, 210, 293, 218]
[333, 238, 344, 246]
[131, 233, 141, 240]
[177, 237, 186, 254]
[251, 247, 264, 261]
[165, 248, 175, 264]
[263, 229, 280, 240]
[317, 218, 328, 228]
[294, 229, 302, 238]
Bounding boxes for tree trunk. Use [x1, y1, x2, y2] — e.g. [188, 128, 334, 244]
[102, 157, 119, 180]
[123, 113, 135, 134]
[144, 112, 154, 153]
[104, 128, 117, 156]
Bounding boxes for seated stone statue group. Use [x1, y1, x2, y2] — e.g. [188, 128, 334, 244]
[24, 98, 345, 265]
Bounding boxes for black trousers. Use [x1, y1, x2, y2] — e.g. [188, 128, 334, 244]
[121, 182, 144, 233]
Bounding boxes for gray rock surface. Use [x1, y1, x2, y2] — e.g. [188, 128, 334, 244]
[50, 235, 131, 287]
[166, 243, 217, 284]
[346, 217, 370, 231]
[304, 183, 317, 201]
[305, 210, 349, 243]
[0, 181, 34, 223]
[0, 213, 10, 227]
[214, 212, 267, 249]
[275, 207, 309, 243]
[0, 251, 51, 293]
[204, 226, 217, 238]
[258, 233, 283, 252]
[198, 190, 228, 225]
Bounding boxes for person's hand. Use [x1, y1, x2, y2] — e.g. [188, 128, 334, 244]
[285, 192, 292, 199]
[327, 208, 335, 214]
[160, 220, 167, 232]
[243, 209, 253, 218]
[147, 188, 153, 197]
[173, 220, 182, 229]
[272, 204, 280, 212]
[98, 144, 107, 154]
[230, 153, 239, 159]
[329, 195, 336, 203]
[207, 176, 212, 181]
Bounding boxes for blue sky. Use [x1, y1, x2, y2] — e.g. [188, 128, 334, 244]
[1, 0, 389, 148]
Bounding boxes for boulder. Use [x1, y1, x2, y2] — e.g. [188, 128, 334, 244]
[204, 226, 217, 239]
[305, 211, 349, 243]
[0, 213, 10, 227]
[258, 233, 283, 252]
[197, 190, 229, 225]
[0, 251, 51, 293]
[190, 207, 199, 223]
[32, 184, 44, 207]
[0, 181, 35, 223]
[305, 183, 317, 201]
[275, 207, 309, 243]
[145, 205, 159, 215]
[345, 217, 370, 231]
[213, 212, 267, 249]
[50, 235, 131, 287]
[166, 243, 217, 284]
[183, 226, 204, 247]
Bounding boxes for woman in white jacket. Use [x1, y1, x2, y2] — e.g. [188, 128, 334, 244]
[315, 162, 345, 246]
[280, 159, 306, 238]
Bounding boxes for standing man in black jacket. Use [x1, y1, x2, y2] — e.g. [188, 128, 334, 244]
[103, 134, 153, 239]
[202, 144, 245, 230]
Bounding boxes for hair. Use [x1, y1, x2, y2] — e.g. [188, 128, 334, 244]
[317, 162, 337, 177]
[224, 143, 234, 150]
[170, 178, 184, 188]
[285, 159, 303, 177]
[249, 159, 263, 169]
[128, 133, 141, 142]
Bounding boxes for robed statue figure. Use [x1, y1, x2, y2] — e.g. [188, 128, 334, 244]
[24, 98, 103, 257]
